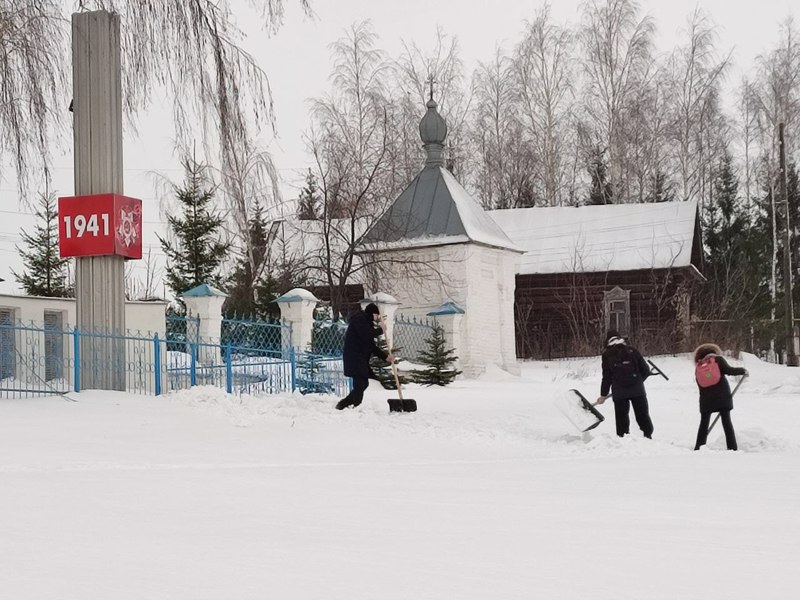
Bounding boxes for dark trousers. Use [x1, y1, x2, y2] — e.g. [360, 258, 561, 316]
[695, 410, 737, 450]
[613, 396, 654, 438]
[336, 377, 369, 410]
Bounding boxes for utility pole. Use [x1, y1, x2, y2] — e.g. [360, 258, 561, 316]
[778, 123, 799, 366]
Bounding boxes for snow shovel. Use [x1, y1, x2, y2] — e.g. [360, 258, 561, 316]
[555, 389, 604, 432]
[387, 361, 416, 413]
[647, 359, 669, 380]
[707, 374, 747, 434]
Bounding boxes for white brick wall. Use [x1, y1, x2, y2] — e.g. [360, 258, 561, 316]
[370, 243, 520, 377]
[0, 293, 166, 335]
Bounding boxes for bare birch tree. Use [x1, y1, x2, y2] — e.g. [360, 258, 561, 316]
[738, 78, 759, 210]
[305, 21, 395, 316]
[624, 66, 672, 203]
[471, 47, 534, 209]
[579, 0, 655, 203]
[666, 8, 730, 203]
[0, 1, 67, 196]
[395, 28, 472, 178]
[514, 4, 574, 206]
[215, 146, 282, 309]
[751, 17, 800, 153]
[1, 0, 309, 198]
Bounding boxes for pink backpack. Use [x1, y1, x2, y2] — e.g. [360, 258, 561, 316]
[695, 355, 721, 388]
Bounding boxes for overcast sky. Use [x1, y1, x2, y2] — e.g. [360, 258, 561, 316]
[0, 0, 796, 294]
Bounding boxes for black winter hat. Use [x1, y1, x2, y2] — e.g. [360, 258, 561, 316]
[364, 303, 380, 316]
[604, 330, 621, 344]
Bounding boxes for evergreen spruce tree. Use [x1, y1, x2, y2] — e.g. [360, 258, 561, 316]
[225, 202, 271, 318]
[586, 147, 613, 205]
[12, 190, 71, 297]
[700, 152, 771, 326]
[297, 169, 319, 220]
[296, 342, 330, 394]
[648, 171, 675, 203]
[225, 202, 306, 320]
[412, 324, 461, 386]
[158, 159, 230, 299]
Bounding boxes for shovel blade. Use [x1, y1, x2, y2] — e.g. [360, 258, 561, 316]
[388, 398, 417, 412]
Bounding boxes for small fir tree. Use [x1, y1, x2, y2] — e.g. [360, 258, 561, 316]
[586, 146, 613, 205]
[158, 159, 230, 299]
[412, 324, 461, 386]
[225, 202, 271, 317]
[13, 190, 71, 297]
[297, 169, 320, 220]
[296, 343, 331, 394]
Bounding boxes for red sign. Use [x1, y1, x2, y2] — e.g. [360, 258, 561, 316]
[58, 194, 142, 259]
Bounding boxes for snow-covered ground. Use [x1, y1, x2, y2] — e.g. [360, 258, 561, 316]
[1, 353, 798, 599]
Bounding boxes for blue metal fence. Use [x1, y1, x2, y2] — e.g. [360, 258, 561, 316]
[0, 318, 350, 399]
[393, 314, 436, 362]
[0, 317, 349, 397]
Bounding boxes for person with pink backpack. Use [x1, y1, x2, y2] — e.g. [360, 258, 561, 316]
[693, 343, 748, 451]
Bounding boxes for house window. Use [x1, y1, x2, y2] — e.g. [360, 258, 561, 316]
[44, 311, 65, 381]
[0, 309, 15, 380]
[603, 287, 630, 336]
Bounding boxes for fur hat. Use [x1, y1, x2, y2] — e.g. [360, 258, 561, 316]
[604, 330, 625, 346]
[364, 303, 380, 317]
[694, 343, 722, 363]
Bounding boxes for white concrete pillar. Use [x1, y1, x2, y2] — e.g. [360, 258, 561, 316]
[181, 284, 227, 365]
[275, 288, 320, 351]
[361, 292, 400, 345]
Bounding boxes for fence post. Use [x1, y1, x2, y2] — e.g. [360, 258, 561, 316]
[190, 342, 197, 386]
[73, 328, 81, 393]
[290, 346, 296, 392]
[225, 342, 233, 394]
[154, 334, 161, 396]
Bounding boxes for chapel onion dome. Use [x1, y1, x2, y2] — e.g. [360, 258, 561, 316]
[419, 98, 447, 145]
[419, 97, 447, 168]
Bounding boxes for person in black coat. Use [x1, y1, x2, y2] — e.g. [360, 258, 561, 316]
[335, 303, 395, 410]
[693, 343, 748, 451]
[595, 330, 654, 438]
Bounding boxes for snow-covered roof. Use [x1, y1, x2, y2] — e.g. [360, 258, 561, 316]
[488, 201, 700, 275]
[363, 292, 400, 305]
[274, 288, 320, 303]
[362, 166, 522, 253]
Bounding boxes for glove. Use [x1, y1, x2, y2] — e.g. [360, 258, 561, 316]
[595, 395, 608, 405]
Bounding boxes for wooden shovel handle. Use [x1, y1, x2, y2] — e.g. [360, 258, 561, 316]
[390, 360, 404, 401]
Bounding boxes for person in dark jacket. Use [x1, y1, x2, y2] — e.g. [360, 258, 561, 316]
[595, 330, 654, 438]
[335, 303, 395, 410]
[693, 343, 748, 451]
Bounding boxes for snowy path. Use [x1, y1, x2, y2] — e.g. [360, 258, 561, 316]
[1, 354, 798, 599]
